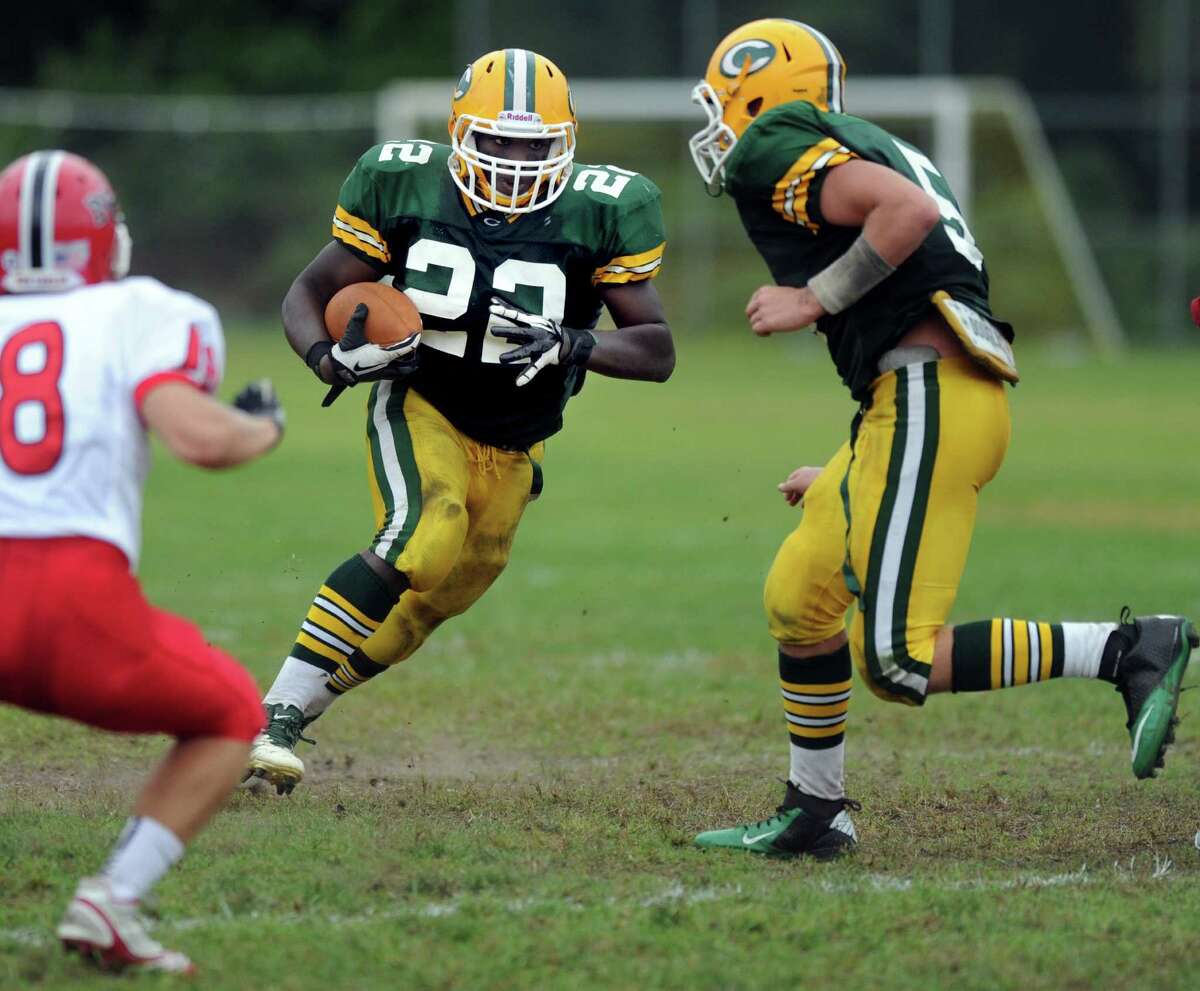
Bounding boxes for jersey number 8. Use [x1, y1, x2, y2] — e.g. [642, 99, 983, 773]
[0, 321, 66, 476]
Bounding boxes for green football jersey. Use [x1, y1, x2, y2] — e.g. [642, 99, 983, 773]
[724, 101, 1013, 400]
[331, 140, 666, 449]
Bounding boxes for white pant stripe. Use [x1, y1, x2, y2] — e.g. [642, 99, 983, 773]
[370, 381, 411, 561]
[1028, 621, 1041, 682]
[871, 364, 930, 697]
[1002, 618, 1014, 687]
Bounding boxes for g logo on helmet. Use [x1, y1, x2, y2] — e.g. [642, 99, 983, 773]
[720, 40, 776, 78]
[453, 64, 473, 101]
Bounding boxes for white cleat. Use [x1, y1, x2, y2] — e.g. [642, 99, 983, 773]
[246, 734, 306, 794]
[243, 703, 311, 795]
[56, 876, 195, 975]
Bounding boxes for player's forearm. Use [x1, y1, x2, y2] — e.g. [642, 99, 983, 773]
[584, 323, 675, 382]
[166, 407, 280, 469]
[282, 273, 334, 367]
[144, 385, 282, 469]
[860, 193, 940, 268]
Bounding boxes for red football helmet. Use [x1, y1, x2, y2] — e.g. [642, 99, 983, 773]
[0, 150, 131, 294]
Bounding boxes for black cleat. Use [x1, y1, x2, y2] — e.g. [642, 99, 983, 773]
[694, 782, 860, 859]
[1111, 609, 1198, 779]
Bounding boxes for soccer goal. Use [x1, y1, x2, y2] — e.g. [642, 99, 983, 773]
[378, 76, 1126, 351]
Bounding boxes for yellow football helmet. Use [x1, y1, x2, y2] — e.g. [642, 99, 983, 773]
[689, 19, 847, 194]
[448, 48, 577, 215]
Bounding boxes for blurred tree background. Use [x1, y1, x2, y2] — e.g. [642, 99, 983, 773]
[1, 0, 1196, 344]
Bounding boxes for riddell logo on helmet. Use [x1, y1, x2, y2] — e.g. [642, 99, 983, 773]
[497, 111, 543, 125]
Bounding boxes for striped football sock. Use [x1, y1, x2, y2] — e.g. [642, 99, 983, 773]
[270, 555, 400, 711]
[951, 619, 1123, 691]
[780, 645, 852, 801]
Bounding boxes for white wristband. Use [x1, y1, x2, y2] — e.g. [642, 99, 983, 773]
[806, 235, 896, 315]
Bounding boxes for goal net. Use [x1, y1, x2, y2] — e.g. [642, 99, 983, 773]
[0, 78, 1125, 349]
[378, 75, 1125, 350]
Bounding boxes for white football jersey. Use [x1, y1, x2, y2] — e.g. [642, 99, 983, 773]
[0, 277, 224, 569]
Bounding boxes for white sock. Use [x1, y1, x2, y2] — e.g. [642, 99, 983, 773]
[1060, 622, 1117, 679]
[102, 816, 184, 903]
[263, 656, 336, 719]
[789, 741, 845, 801]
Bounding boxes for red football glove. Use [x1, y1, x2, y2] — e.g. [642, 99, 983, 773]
[1190, 296, 1200, 327]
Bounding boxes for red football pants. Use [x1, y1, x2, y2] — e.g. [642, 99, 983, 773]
[0, 537, 263, 742]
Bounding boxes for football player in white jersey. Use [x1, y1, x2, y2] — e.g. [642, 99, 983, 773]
[0, 150, 285, 975]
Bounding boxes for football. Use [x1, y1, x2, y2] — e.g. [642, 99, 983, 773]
[323, 281, 423, 344]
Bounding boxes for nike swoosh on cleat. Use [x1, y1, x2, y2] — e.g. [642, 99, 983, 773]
[742, 830, 776, 845]
[1130, 705, 1154, 764]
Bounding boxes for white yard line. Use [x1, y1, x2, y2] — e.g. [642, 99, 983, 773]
[3, 865, 1192, 949]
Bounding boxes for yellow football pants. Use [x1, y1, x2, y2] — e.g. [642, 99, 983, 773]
[360, 384, 542, 666]
[764, 357, 1010, 704]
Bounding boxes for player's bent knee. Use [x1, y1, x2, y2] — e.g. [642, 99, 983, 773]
[848, 628, 927, 708]
[763, 563, 847, 647]
[764, 591, 844, 647]
[397, 497, 469, 593]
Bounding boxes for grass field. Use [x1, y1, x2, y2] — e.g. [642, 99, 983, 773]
[2, 327, 1199, 990]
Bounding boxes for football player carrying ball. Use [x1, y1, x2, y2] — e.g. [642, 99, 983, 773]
[248, 49, 674, 792]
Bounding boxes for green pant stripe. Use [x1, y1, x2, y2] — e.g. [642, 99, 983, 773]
[366, 382, 395, 522]
[367, 382, 422, 565]
[862, 368, 910, 694]
[862, 363, 937, 704]
[840, 410, 863, 598]
[890, 362, 940, 679]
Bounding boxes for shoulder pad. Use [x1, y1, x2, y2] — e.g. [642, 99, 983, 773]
[357, 140, 450, 176]
[119, 276, 209, 312]
[566, 163, 660, 209]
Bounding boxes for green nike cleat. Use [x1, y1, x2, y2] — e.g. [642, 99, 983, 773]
[694, 782, 860, 859]
[1112, 610, 1198, 780]
[244, 703, 317, 795]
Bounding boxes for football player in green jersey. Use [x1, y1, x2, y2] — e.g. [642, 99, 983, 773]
[687, 18, 1196, 858]
[247, 49, 674, 793]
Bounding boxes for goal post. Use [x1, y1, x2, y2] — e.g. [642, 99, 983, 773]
[378, 75, 1126, 351]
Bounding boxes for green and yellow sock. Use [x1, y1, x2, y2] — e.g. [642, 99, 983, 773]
[951, 618, 1123, 691]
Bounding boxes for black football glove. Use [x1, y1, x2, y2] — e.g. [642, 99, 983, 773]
[489, 297, 596, 387]
[316, 302, 421, 406]
[233, 378, 286, 440]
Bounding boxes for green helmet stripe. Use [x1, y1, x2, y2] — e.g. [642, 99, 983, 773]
[504, 48, 516, 111]
[796, 22, 844, 112]
[502, 49, 537, 114]
[525, 49, 536, 112]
